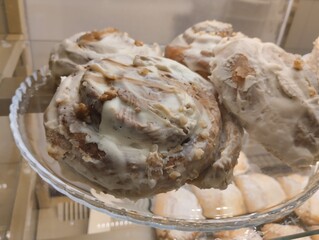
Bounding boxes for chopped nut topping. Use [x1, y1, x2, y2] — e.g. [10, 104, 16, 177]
[199, 131, 209, 140]
[78, 28, 117, 45]
[309, 86, 317, 97]
[134, 40, 144, 46]
[99, 89, 118, 102]
[155, 64, 171, 73]
[193, 148, 204, 161]
[179, 115, 188, 126]
[216, 30, 231, 38]
[199, 119, 208, 128]
[168, 145, 183, 154]
[169, 171, 181, 180]
[74, 103, 89, 121]
[189, 170, 199, 180]
[293, 58, 303, 71]
[138, 68, 150, 76]
[200, 50, 215, 57]
[146, 147, 163, 179]
[135, 107, 141, 113]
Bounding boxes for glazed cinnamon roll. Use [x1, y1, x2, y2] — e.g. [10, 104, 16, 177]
[210, 37, 319, 167]
[165, 20, 244, 78]
[44, 54, 238, 199]
[49, 28, 162, 84]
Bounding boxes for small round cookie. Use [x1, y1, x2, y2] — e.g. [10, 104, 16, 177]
[192, 183, 247, 218]
[153, 186, 204, 240]
[295, 188, 319, 225]
[214, 228, 262, 240]
[49, 28, 162, 84]
[165, 20, 244, 78]
[234, 173, 286, 213]
[277, 174, 309, 199]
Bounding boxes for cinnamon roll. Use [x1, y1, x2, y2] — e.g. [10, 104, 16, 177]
[49, 28, 162, 84]
[209, 37, 319, 167]
[44, 54, 238, 199]
[165, 20, 244, 78]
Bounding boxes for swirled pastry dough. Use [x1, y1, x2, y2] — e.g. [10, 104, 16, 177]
[210, 37, 319, 167]
[49, 28, 161, 84]
[165, 20, 244, 78]
[44, 54, 237, 199]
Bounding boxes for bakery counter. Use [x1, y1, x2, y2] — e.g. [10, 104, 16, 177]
[2, 73, 319, 240]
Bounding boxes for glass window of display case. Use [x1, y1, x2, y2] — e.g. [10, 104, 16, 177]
[2, 0, 319, 239]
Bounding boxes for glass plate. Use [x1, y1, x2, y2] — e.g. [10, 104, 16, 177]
[9, 67, 319, 231]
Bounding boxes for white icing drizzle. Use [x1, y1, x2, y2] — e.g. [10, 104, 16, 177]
[49, 28, 162, 83]
[44, 54, 223, 198]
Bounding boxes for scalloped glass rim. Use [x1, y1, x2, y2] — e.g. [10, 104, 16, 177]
[9, 67, 319, 232]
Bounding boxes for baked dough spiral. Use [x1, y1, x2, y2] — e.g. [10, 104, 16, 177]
[44, 54, 236, 199]
[210, 37, 319, 167]
[49, 28, 162, 84]
[165, 20, 244, 78]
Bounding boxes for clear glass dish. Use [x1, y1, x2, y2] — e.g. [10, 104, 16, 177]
[9, 67, 319, 232]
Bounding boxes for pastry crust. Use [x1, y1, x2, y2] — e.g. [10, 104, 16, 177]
[49, 28, 162, 84]
[44, 55, 233, 199]
[209, 37, 319, 167]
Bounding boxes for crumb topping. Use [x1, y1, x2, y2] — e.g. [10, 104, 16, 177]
[134, 40, 144, 46]
[193, 148, 204, 160]
[99, 89, 118, 102]
[293, 58, 303, 71]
